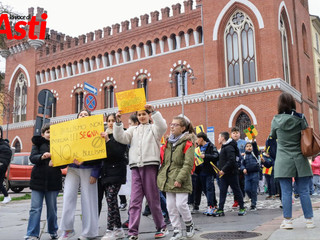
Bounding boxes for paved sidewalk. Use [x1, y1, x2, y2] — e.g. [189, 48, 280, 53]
[1, 193, 320, 239]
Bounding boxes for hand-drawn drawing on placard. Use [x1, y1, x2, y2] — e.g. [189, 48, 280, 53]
[50, 115, 106, 166]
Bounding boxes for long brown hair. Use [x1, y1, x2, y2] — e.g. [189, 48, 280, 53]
[173, 116, 195, 134]
[277, 92, 296, 114]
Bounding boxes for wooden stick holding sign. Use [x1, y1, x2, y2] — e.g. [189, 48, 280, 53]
[115, 88, 146, 114]
[50, 115, 106, 167]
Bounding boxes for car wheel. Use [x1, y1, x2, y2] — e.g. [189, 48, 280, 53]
[3, 178, 9, 191]
[11, 187, 24, 193]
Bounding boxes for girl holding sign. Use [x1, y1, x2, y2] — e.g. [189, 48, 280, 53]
[100, 113, 127, 240]
[113, 105, 168, 240]
[59, 109, 101, 240]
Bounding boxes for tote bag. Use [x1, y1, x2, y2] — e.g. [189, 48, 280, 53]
[301, 127, 320, 157]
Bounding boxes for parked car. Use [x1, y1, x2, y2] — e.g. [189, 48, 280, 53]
[3, 152, 67, 193]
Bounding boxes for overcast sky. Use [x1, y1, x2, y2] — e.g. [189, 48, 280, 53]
[1, 0, 320, 71]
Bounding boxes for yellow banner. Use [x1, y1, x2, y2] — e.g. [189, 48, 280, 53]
[50, 115, 106, 167]
[115, 88, 146, 114]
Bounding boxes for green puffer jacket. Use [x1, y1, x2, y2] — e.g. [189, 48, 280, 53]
[157, 134, 195, 193]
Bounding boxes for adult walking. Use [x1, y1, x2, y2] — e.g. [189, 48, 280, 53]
[0, 126, 12, 204]
[270, 92, 314, 229]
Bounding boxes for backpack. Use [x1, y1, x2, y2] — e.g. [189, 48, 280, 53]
[160, 140, 196, 174]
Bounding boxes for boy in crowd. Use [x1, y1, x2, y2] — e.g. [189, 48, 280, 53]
[213, 132, 246, 217]
[230, 127, 246, 207]
[196, 132, 219, 216]
[240, 137, 260, 211]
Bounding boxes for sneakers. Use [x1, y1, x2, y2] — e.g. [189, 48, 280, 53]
[155, 227, 169, 239]
[250, 206, 257, 211]
[25, 237, 39, 240]
[114, 228, 125, 239]
[119, 203, 127, 211]
[232, 200, 239, 208]
[122, 220, 129, 229]
[203, 206, 214, 216]
[306, 218, 315, 229]
[280, 219, 293, 229]
[238, 208, 246, 216]
[50, 232, 59, 239]
[1, 196, 11, 204]
[101, 230, 114, 240]
[58, 230, 75, 240]
[124, 236, 138, 240]
[170, 229, 182, 240]
[212, 209, 225, 217]
[185, 222, 195, 238]
[191, 205, 199, 214]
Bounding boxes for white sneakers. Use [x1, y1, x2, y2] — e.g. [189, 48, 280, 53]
[101, 228, 125, 240]
[1, 196, 11, 204]
[170, 229, 183, 240]
[306, 218, 315, 229]
[280, 219, 293, 229]
[280, 218, 316, 230]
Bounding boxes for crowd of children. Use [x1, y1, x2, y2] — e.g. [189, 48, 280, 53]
[14, 97, 319, 240]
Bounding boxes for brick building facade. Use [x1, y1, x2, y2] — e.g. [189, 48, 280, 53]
[1, 0, 318, 152]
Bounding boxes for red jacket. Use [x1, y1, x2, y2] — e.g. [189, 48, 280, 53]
[312, 156, 320, 175]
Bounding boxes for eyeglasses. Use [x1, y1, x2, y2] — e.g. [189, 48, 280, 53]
[170, 123, 181, 127]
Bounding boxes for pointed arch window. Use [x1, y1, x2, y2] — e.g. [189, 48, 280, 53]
[235, 112, 252, 139]
[14, 141, 21, 153]
[280, 14, 291, 84]
[13, 73, 27, 122]
[224, 11, 257, 86]
[104, 84, 114, 109]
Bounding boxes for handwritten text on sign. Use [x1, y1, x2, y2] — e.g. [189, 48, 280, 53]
[116, 88, 146, 114]
[50, 115, 106, 166]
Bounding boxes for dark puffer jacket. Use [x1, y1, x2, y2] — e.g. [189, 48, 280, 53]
[100, 133, 127, 185]
[218, 138, 239, 175]
[29, 136, 63, 191]
[0, 138, 12, 173]
[195, 141, 219, 176]
[240, 141, 260, 173]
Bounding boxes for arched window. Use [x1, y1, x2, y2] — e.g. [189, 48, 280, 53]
[104, 84, 114, 109]
[235, 112, 252, 139]
[146, 41, 153, 56]
[136, 74, 148, 100]
[74, 89, 84, 113]
[225, 11, 257, 86]
[172, 65, 189, 97]
[13, 73, 27, 122]
[170, 34, 177, 50]
[197, 26, 203, 43]
[14, 141, 21, 153]
[280, 14, 291, 84]
[302, 24, 308, 54]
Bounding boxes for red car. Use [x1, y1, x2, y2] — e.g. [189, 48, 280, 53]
[4, 152, 67, 193]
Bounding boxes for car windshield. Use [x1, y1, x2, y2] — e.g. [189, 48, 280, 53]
[11, 156, 25, 165]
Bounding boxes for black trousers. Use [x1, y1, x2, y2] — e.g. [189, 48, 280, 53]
[219, 174, 244, 210]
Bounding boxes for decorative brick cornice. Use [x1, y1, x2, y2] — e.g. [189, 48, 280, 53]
[2, 78, 299, 130]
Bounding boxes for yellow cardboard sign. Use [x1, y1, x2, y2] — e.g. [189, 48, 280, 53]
[195, 125, 205, 134]
[115, 88, 146, 114]
[50, 115, 106, 167]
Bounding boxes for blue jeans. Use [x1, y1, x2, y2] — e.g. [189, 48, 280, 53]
[200, 173, 217, 207]
[279, 177, 313, 219]
[244, 172, 259, 207]
[26, 190, 59, 237]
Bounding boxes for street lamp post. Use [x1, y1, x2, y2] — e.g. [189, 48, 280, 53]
[169, 66, 196, 117]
